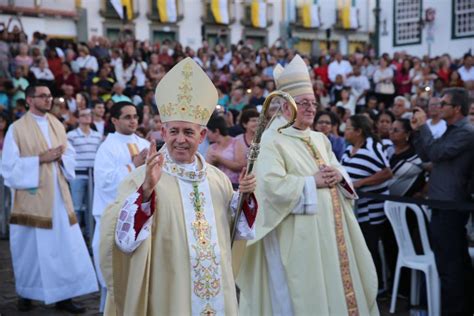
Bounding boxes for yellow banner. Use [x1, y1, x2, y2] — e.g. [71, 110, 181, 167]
[251, 0, 266, 28]
[121, 0, 133, 20]
[158, 0, 168, 22]
[211, 0, 229, 24]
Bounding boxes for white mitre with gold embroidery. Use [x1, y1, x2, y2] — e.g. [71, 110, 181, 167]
[273, 54, 313, 98]
[155, 57, 217, 126]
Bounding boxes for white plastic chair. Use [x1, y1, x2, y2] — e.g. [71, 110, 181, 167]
[384, 201, 440, 316]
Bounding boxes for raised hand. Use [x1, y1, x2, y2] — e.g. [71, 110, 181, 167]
[142, 140, 164, 202]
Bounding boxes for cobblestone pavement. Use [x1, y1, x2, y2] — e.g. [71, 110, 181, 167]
[0, 238, 412, 316]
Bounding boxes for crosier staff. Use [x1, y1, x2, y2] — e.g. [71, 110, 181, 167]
[230, 91, 298, 248]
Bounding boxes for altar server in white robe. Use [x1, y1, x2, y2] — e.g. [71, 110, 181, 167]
[92, 101, 149, 310]
[1, 84, 98, 314]
[99, 57, 258, 315]
[236, 55, 379, 316]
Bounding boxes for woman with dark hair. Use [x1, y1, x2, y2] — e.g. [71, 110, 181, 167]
[394, 59, 412, 96]
[46, 47, 63, 79]
[57, 62, 80, 93]
[206, 115, 246, 188]
[373, 57, 395, 107]
[235, 108, 259, 158]
[313, 55, 330, 87]
[375, 110, 396, 159]
[388, 118, 426, 197]
[341, 114, 393, 292]
[313, 110, 345, 160]
[387, 118, 428, 297]
[447, 70, 464, 88]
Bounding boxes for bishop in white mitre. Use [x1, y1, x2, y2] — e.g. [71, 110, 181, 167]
[99, 58, 258, 315]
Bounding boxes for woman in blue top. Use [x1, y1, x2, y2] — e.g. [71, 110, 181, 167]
[313, 110, 345, 160]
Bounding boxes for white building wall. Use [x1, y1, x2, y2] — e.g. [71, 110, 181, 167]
[179, 0, 204, 49]
[135, 0, 150, 41]
[267, 0, 282, 46]
[0, 15, 76, 39]
[82, 0, 104, 38]
[379, 0, 474, 58]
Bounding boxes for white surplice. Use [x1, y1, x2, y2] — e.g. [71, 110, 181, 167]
[92, 132, 149, 289]
[1, 114, 98, 304]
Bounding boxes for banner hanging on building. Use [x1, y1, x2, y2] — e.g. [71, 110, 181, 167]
[110, 0, 133, 20]
[302, 0, 320, 28]
[251, 0, 267, 28]
[211, 0, 229, 24]
[158, 0, 177, 23]
[340, 0, 358, 29]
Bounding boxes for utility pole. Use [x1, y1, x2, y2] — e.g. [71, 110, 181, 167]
[373, 0, 380, 57]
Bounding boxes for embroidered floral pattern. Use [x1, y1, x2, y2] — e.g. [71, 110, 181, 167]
[189, 182, 221, 310]
[159, 61, 211, 124]
[162, 149, 207, 182]
[200, 303, 217, 316]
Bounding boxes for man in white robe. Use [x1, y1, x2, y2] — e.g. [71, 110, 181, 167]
[92, 101, 149, 310]
[1, 84, 98, 313]
[237, 55, 379, 315]
[99, 57, 258, 315]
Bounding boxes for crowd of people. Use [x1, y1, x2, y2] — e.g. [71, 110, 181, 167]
[1, 20, 474, 315]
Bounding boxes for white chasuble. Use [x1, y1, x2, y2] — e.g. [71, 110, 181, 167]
[100, 148, 242, 316]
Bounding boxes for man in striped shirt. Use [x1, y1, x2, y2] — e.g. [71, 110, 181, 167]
[67, 108, 102, 241]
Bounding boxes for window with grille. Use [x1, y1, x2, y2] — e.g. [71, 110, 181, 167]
[452, 0, 474, 39]
[393, 0, 422, 46]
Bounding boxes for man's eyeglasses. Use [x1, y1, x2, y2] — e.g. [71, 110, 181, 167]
[32, 94, 53, 100]
[295, 100, 318, 110]
[440, 101, 454, 107]
[389, 128, 403, 133]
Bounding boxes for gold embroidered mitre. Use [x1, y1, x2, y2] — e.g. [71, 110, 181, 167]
[273, 54, 313, 98]
[155, 57, 217, 126]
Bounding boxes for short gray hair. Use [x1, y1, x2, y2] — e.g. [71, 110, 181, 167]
[394, 96, 411, 109]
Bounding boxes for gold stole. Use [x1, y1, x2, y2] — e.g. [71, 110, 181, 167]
[127, 143, 139, 157]
[10, 112, 76, 229]
[300, 137, 360, 316]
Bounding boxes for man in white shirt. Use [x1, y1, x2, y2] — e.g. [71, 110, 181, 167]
[328, 52, 353, 83]
[92, 101, 149, 311]
[346, 65, 371, 111]
[458, 54, 474, 83]
[2, 84, 97, 313]
[426, 97, 447, 139]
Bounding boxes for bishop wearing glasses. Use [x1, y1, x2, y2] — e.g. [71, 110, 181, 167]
[236, 55, 379, 316]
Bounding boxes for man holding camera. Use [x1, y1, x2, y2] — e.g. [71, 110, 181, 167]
[411, 87, 474, 315]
